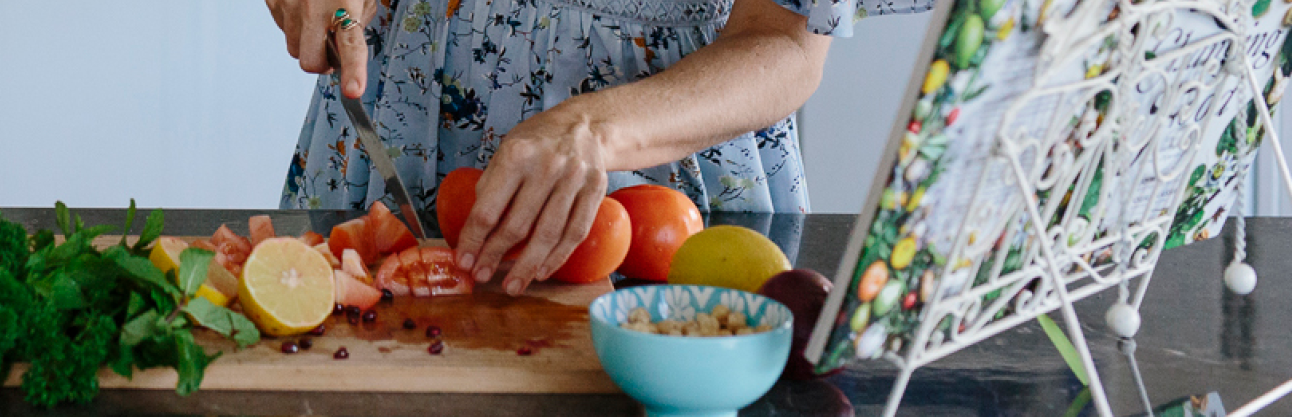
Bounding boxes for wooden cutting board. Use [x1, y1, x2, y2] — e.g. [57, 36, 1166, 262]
[3, 236, 619, 393]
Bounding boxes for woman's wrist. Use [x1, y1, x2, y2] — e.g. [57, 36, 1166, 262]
[550, 93, 632, 171]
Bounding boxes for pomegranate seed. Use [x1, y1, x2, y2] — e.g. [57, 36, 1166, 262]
[333, 347, 349, 360]
[362, 310, 378, 322]
[347, 315, 360, 325]
[299, 338, 313, 350]
[428, 340, 444, 355]
[426, 326, 442, 338]
[281, 341, 299, 354]
[403, 319, 417, 329]
[345, 305, 362, 317]
[381, 289, 394, 301]
[308, 324, 326, 336]
[516, 347, 533, 356]
[333, 303, 345, 316]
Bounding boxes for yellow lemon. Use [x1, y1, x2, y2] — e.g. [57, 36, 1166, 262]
[150, 236, 239, 307]
[238, 238, 335, 337]
[667, 225, 791, 293]
[891, 237, 917, 270]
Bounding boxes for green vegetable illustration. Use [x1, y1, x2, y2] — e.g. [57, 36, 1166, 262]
[956, 15, 985, 69]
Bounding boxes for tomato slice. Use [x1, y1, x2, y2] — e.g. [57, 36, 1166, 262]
[368, 201, 419, 255]
[211, 225, 252, 276]
[299, 231, 326, 247]
[375, 247, 472, 297]
[335, 270, 382, 310]
[328, 217, 378, 266]
[248, 215, 276, 248]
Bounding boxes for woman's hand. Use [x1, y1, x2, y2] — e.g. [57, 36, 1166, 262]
[266, 0, 376, 99]
[454, 102, 612, 296]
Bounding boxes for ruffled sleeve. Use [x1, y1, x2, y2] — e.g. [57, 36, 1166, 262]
[773, 0, 936, 37]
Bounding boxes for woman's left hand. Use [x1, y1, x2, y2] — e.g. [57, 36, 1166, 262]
[453, 103, 611, 296]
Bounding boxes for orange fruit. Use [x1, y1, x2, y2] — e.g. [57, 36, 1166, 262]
[549, 198, 632, 284]
[238, 237, 335, 337]
[609, 184, 703, 282]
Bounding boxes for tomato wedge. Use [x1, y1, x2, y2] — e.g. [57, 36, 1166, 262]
[211, 225, 252, 277]
[368, 201, 419, 255]
[328, 217, 378, 266]
[375, 247, 472, 297]
[248, 215, 276, 247]
[299, 231, 326, 246]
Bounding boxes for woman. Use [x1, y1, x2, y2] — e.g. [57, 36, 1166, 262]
[270, 0, 932, 295]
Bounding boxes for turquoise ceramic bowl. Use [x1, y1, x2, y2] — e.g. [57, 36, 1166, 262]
[589, 285, 793, 417]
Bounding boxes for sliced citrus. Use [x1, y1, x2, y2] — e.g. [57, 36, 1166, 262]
[150, 236, 239, 307]
[238, 237, 336, 336]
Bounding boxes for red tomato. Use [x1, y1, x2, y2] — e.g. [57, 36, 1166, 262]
[375, 247, 472, 297]
[248, 215, 276, 248]
[211, 225, 252, 276]
[435, 167, 523, 259]
[367, 201, 419, 255]
[335, 270, 382, 310]
[328, 217, 378, 266]
[299, 231, 326, 247]
[550, 198, 632, 284]
[436, 167, 484, 248]
[609, 185, 704, 282]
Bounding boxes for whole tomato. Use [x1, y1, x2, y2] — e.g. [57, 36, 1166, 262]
[609, 185, 704, 282]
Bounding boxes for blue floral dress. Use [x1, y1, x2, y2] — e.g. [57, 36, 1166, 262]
[280, 0, 934, 214]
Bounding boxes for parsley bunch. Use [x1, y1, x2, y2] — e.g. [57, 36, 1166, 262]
[0, 201, 260, 407]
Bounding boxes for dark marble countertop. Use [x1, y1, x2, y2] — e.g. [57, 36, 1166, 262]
[1, 208, 1289, 416]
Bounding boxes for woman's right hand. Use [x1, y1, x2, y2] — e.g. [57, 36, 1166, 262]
[266, 0, 377, 99]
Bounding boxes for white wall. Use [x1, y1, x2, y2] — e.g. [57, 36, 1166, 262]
[0, 2, 316, 209]
[801, 13, 934, 213]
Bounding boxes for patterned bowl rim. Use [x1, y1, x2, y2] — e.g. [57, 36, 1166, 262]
[588, 284, 793, 340]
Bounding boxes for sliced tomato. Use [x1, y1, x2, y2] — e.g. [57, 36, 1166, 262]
[328, 217, 378, 266]
[248, 215, 276, 248]
[312, 243, 341, 268]
[341, 248, 372, 285]
[211, 225, 252, 277]
[300, 231, 326, 247]
[190, 239, 218, 252]
[375, 246, 472, 297]
[335, 270, 382, 310]
[368, 201, 419, 255]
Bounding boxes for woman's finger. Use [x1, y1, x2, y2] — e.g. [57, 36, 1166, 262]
[472, 172, 556, 292]
[334, 7, 368, 99]
[298, 0, 367, 74]
[455, 161, 525, 280]
[532, 182, 602, 284]
[501, 171, 582, 294]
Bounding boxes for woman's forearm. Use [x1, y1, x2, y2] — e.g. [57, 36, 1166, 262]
[558, 0, 833, 172]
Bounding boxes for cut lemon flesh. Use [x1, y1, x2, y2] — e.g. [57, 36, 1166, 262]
[150, 236, 239, 307]
[238, 237, 335, 336]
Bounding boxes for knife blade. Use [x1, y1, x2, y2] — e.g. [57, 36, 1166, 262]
[325, 32, 429, 239]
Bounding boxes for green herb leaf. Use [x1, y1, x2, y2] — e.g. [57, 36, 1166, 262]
[182, 298, 232, 336]
[133, 209, 165, 252]
[126, 292, 147, 319]
[182, 298, 261, 349]
[55, 202, 71, 236]
[119, 200, 138, 247]
[177, 248, 214, 298]
[121, 310, 162, 347]
[104, 246, 181, 302]
[173, 332, 219, 396]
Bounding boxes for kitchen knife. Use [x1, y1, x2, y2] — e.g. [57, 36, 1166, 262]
[325, 32, 428, 239]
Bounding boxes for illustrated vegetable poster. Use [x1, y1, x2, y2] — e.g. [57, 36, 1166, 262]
[809, 0, 1292, 372]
